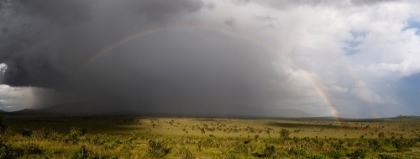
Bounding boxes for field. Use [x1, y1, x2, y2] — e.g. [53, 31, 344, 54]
[1, 114, 420, 158]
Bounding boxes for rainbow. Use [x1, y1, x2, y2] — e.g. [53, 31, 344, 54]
[346, 65, 379, 118]
[67, 24, 348, 121]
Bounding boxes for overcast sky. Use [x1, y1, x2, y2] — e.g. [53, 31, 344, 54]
[0, 0, 419, 118]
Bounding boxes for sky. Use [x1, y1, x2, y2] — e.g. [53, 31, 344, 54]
[0, 0, 419, 118]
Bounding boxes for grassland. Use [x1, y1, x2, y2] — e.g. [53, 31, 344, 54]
[1, 114, 420, 158]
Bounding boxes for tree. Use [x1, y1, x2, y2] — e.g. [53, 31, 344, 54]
[280, 128, 290, 139]
[378, 132, 385, 138]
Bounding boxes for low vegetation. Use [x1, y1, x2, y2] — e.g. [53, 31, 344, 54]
[1, 113, 420, 158]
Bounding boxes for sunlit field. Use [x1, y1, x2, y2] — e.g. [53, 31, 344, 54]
[1, 114, 420, 158]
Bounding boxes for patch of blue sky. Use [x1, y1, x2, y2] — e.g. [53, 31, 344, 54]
[343, 46, 359, 55]
[403, 19, 420, 35]
[343, 31, 367, 55]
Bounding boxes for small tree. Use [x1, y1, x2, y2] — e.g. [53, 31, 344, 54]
[0, 140, 16, 159]
[378, 132, 385, 139]
[280, 128, 290, 139]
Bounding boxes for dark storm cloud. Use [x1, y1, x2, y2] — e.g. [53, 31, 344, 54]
[0, 0, 206, 88]
[16, 0, 93, 25]
[0, 0, 294, 116]
[127, 0, 204, 21]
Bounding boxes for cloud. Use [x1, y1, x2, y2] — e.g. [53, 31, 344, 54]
[224, 17, 236, 26]
[0, 0, 419, 117]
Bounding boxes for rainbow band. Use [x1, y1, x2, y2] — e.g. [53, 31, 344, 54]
[68, 25, 344, 121]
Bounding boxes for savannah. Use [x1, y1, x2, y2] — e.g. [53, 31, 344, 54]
[1, 113, 420, 158]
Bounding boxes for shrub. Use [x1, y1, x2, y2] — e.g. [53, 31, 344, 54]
[378, 154, 401, 159]
[67, 127, 85, 144]
[70, 127, 86, 137]
[32, 128, 49, 140]
[179, 148, 194, 159]
[71, 145, 89, 159]
[147, 139, 170, 158]
[21, 129, 32, 137]
[392, 139, 413, 152]
[22, 142, 42, 154]
[288, 147, 307, 157]
[368, 139, 383, 151]
[311, 154, 327, 159]
[350, 149, 368, 159]
[378, 132, 385, 138]
[326, 149, 346, 158]
[253, 144, 275, 158]
[0, 141, 16, 159]
[280, 129, 291, 139]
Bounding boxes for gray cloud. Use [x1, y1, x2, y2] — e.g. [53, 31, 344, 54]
[16, 0, 93, 26]
[0, 0, 417, 118]
[350, 0, 400, 6]
[128, 0, 204, 21]
[224, 17, 236, 26]
[0, 0, 294, 116]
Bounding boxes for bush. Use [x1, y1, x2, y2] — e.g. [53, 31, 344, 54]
[253, 144, 275, 158]
[368, 139, 383, 151]
[392, 139, 413, 152]
[326, 149, 346, 158]
[67, 127, 86, 144]
[22, 142, 42, 154]
[280, 129, 291, 139]
[378, 132, 385, 138]
[71, 145, 89, 159]
[378, 154, 401, 159]
[311, 154, 327, 159]
[147, 139, 170, 158]
[350, 149, 368, 159]
[21, 129, 32, 137]
[288, 147, 307, 157]
[0, 141, 16, 159]
[70, 127, 86, 137]
[32, 128, 49, 140]
[179, 148, 194, 159]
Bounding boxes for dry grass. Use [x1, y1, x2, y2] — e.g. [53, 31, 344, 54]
[1, 115, 420, 158]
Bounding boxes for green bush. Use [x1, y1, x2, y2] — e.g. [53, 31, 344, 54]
[288, 147, 307, 157]
[326, 149, 346, 158]
[0, 141, 16, 159]
[368, 139, 383, 151]
[67, 127, 86, 144]
[350, 149, 368, 159]
[392, 139, 413, 152]
[378, 154, 401, 159]
[311, 154, 327, 159]
[71, 145, 89, 159]
[179, 148, 194, 159]
[32, 128, 49, 140]
[280, 129, 291, 139]
[147, 139, 170, 158]
[378, 132, 385, 138]
[253, 144, 275, 158]
[22, 142, 42, 154]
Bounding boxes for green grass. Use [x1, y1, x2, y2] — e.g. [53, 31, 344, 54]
[1, 115, 420, 158]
